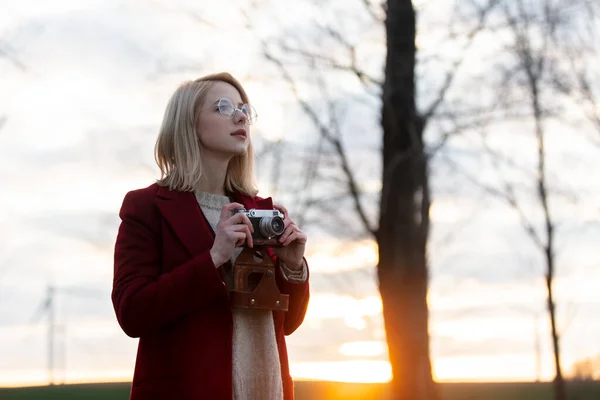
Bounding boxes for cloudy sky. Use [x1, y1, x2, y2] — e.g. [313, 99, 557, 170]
[1, 0, 599, 387]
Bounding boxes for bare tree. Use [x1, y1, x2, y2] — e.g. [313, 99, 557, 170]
[378, 2, 435, 397]
[571, 353, 600, 380]
[489, 2, 599, 398]
[257, 1, 498, 398]
[435, 1, 599, 399]
[504, 3, 565, 398]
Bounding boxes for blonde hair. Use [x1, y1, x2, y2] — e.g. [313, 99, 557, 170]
[154, 72, 258, 196]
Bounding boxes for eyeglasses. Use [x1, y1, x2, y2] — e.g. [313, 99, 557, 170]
[199, 98, 258, 125]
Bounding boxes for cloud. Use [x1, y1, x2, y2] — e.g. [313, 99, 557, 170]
[24, 211, 121, 250]
[310, 267, 378, 298]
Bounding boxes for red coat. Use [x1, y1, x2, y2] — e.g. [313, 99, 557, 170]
[112, 183, 310, 400]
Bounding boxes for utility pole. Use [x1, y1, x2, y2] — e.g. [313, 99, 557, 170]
[32, 285, 57, 385]
[31, 284, 105, 386]
[47, 286, 55, 386]
[535, 311, 542, 382]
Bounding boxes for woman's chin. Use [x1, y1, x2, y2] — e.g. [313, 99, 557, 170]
[223, 147, 248, 159]
[231, 143, 249, 155]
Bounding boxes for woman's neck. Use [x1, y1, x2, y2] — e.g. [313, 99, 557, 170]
[195, 153, 232, 196]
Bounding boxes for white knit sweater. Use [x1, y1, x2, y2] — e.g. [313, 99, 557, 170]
[194, 191, 306, 400]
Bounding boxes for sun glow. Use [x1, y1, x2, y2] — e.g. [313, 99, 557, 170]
[305, 240, 379, 273]
[0, 369, 134, 388]
[291, 361, 392, 383]
[433, 355, 553, 382]
[339, 341, 387, 357]
[305, 294, 382, 328]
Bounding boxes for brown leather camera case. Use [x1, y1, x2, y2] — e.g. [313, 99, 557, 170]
[229, 247, 289, 311]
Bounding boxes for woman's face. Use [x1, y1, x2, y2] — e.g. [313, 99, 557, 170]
[196, 81, 250, 159]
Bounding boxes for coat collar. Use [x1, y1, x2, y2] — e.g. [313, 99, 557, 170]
[155, 185, 274, 257]
[229, 190, 274, 211]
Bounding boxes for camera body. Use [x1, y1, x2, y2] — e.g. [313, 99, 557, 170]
[236, 208, 285, 246]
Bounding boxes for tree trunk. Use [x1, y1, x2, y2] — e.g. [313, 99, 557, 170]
[546, 260, 566, 400]
[378, 1, 437, 399]
[531, 82, 566, 400]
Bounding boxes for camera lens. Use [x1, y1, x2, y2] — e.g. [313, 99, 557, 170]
[259, 216, 285, 238]
[271, 217, 284, 233]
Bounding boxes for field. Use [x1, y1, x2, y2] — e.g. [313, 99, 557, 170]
[0, 380, 599, 399]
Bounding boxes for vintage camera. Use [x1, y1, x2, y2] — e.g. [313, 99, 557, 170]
[236, 208, 285, 246]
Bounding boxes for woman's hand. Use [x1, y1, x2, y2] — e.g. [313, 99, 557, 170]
[272, 204, 307, 270]
[210, 203, 254, 267]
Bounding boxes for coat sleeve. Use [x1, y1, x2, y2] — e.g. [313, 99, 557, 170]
[111, 189, 226, 338]
[268, 249, 310, 335]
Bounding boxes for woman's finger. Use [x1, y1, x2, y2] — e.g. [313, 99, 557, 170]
[282, 231, 302, 247]
[293, 232, 308, 246]
[283, 217, 296, 230]
[220, 202, 244, 222]
[288, 229, 307, 246]
[244, 225, 253, 248]
[228, 225, 253, 248]
[230, 224, 251, 232]
[227, 212, 254, 233]
[273, 204, 290, 220]
[231, 231, 247, 247]
[281, 226, 306, 246]
[278, 223, 299, 243]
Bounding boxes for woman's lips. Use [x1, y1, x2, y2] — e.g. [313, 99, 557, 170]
[231, 129, 247, 139]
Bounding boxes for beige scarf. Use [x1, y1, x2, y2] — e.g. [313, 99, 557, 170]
[195, 191, 284, 400]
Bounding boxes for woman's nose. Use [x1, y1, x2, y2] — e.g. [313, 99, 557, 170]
[234, 109, 248, 125]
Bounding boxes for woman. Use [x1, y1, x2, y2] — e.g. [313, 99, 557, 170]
[112, 72, 310, 400]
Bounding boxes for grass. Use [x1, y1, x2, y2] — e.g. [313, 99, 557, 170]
[0, 380, 599, 399]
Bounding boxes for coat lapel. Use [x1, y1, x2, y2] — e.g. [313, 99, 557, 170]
[155, 186, 214, 257]
[155, 185, 275, 257]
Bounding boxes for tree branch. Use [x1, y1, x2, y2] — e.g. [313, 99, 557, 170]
[361, 0, 385, 23]
[422, 0, 500, 123]
[441, 152, 544, 250]
[264, 46, 378, 238]
[278, 39, 383, 89]
[0, 40, 27, 72]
